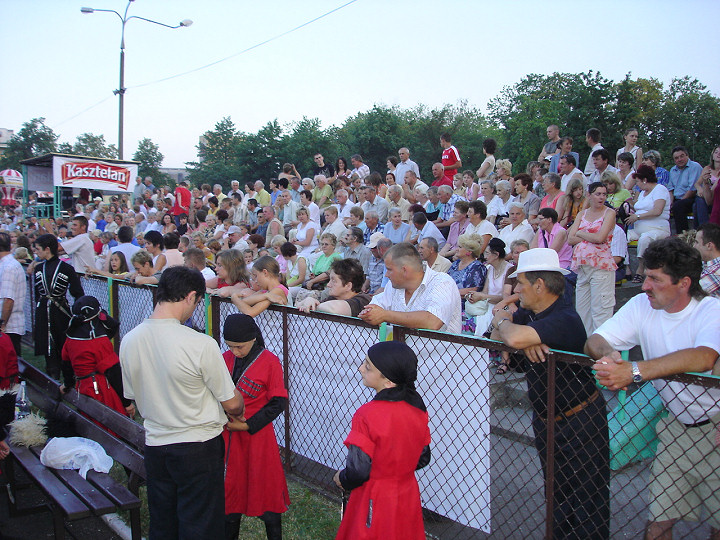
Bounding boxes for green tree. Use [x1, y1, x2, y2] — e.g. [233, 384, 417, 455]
[186, 117, 244, 189]
[57, 132, 118, 159]
[0, 117, 58, 170]
[133, 138, 168, 183]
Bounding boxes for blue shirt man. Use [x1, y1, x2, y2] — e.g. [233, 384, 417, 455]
[667, 146, 703, 233]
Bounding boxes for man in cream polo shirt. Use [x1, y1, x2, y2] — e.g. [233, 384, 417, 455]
[120, 266, 244, 540]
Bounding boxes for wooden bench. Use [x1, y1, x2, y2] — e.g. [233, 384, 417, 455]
[7, 359, 145, 540]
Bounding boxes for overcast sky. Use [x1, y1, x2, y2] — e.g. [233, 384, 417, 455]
[2, 0, 719, 168]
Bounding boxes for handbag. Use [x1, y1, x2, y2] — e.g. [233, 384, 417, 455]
[464, 298, 489, 317]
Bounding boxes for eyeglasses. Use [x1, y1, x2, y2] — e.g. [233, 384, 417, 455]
[320, 242, 333, 246]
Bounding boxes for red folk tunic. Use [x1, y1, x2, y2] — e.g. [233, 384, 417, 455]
[336, 400, 431, 540]
[0, 333, 18, 389]
[222, 349, 290, 516]
[61, 336, 127, 416]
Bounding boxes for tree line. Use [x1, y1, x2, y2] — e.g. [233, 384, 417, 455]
[3, 71, 719, 191]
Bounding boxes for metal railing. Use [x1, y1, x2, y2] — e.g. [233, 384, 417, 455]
[22, 274, 720, 539]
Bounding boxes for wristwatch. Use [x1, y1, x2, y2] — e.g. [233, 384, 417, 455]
[631, 361, 643, 383]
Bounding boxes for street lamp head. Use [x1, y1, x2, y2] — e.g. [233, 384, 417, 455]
[179, 19, 193, 27]
[80, 7, 94, 13]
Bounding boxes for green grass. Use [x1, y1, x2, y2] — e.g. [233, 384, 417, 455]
[22, 344, 342, 539]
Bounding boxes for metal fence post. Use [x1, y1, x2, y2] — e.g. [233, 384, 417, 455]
[210, 295, 221, 343]
[204, 293, 212, 337]
[282, 309, 292, 472]
[392, 325, 406, 343]
[545, 353, 557, 540]
[108, 277, 120, 354]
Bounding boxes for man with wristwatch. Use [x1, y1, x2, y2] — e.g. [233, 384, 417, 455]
[588, 237, 720, 540]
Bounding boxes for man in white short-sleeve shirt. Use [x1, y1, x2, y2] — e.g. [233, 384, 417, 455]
[360, 243, 461, 334]
[120, 266, 244, 539]
[59, 216, 96, 272]
[586, 237, 720, 538]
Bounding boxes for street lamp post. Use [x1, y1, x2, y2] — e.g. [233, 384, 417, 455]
[81, 1, 192, 159]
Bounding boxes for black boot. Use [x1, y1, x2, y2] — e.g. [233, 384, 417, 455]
[261, 512, 282, 540]
[224, 516, 241, 540]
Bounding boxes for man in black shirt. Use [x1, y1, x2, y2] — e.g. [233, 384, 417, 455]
[312, 153, 335, 179]
[491, 248, 609, 540]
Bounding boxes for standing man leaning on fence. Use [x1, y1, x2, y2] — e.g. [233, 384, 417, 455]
[490, 248, 610, 539]
[119, 266, 245, 540]
[588, 237, 720, 540]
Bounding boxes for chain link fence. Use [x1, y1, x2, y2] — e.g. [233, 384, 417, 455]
[20, 273, 720, 539]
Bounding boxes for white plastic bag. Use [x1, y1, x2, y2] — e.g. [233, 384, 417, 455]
[40, 437, 113, 479]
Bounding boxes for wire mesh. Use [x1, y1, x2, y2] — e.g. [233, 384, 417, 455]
[19, 275, 720, 539]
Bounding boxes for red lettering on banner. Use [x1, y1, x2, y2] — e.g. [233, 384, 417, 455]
[61, 162, 130, 189]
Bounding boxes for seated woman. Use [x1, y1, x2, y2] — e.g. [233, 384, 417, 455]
[296, 258, 372, 316]
[447, 236, 488, 334]
[143, 230, 167, 274]
[624, 165, 671, 282]
[231, 256, 289, 315]
[531, 208, 572, 270]
[557, 178, 586, 229]
[462, 200, 498, 255]
[280, 242, 307, 300]
[513, 173, 540, 228]
[192, 231, 214, 263]
[292, 207, 319, 259]
[206, 249, 250, 297]
[303, 233, 342, 291]
[384, 208, 411, 244]
[86, 250, 131, 279]
[333, 341, 430, 540]
[601, 171, 632, 211]
[468, 238, 510, 342]
[60, 296, 135, 419]
[493, 180, 514, 228]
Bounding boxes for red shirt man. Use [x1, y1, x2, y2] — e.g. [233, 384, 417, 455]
[440, 132, 461, 187]
[172, 181, 192, 216]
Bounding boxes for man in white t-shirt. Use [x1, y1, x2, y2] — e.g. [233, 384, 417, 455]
[359, 242, 461, 333]
[120, 267, 244, 539]
[58, 216, 96, 272]
[587, 148, 619, 185]
[584, 128, 604, 177]
[559, 155, 587, 192]
[587, 237, 720, 539]
[183, 247, 216, 281]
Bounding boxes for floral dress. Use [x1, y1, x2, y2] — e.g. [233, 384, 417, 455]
[448, 259, 488, 334]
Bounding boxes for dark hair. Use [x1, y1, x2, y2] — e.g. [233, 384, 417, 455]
[386, 156, 399, 167]
[73, 215, 89, 231]
[117, 225, 134, 243]
[617, 151, 634, 167]
[156, 266, 206, 303]
[671, 145, 689, 157]
[300, 189, 313, 201]
[109, 251, 130, 274]
[454, 200, 469, 213]
[560, 154, 577, 167]
[16, 235, 31, 250]
[592, 148, 610, 162]
[163, 232, 180, 249]
[33, 234, 59, 256]
[366, 172, 383, 188]
[524, 271, 566, 296]
[633, 164, 657, 184]
[559, 135, 573, 147]
[330, 258, 365, 293]
[349, 226, 364, 244]
[515, 173, 533, 189]
[336, 157, 349, 172]
[248, 234, 265, 248]
[587, 181, 605, 194]
[487, 237, 506, 257]
[538, 207, 558, 223]
[0, 232, 10, 252]
[643, 237, 705, 300]
[412, 212, 428, 226]
[586, 128, 601, 143]
[468, 200, 487, 220]
[408, 204, 425, 214]
[247, 199, 258, 208]
[482, 138, 497, 154]
[280, 241, 297, 257]
[216, 209, 229, 222]
[385, 172, 396, 183]
[698, 223, 720, 249]
[277, 178, 289, 189]
[144, 230, 164, 249]
[440, 132, 451, 143]
[207, 196, 219, 208]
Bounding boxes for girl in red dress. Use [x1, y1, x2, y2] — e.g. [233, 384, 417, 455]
[333, 341, 431, 540]
[60, 296, 134, 418]
[222, 313, 289, 540]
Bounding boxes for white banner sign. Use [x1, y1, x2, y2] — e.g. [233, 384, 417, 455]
[52, 156, 137, 192]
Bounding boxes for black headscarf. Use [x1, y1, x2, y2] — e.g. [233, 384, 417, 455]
[66, 296, 119, 340]
[368, 341, 426, 412]
[223, 314, 265, 384]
